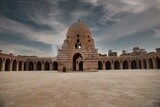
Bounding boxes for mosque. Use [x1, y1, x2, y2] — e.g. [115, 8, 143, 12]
[0, 20, 160, 72]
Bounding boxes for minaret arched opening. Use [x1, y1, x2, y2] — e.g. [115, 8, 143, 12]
[73, 53, 83, 71]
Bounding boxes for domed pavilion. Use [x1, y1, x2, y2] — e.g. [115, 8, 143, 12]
[57, 20, 98, 72]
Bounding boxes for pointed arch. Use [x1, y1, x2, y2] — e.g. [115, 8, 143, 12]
[24, 61, 27, 71]
[131, 60, 137, 69]
[45, 61, 50, 71]
[37, 61, 42, 71]
[0, 57, 2, 71]
[29, 61, 34, 71]
[98, 61, 103, 70]
[73, 53, 82, 71]
[5, 59, 10, 71]
[155, 57, 160, 69]
[123, 60, 128, 69]
[79, 61, 83, 71]
[53, 61, 58, 70]
[114, 61, 120, 69]
[149, 58, 153, 69]
[12, 60, 17, 71]
[19, 60, 22, 71]
[106, 61, 111, 70]
[139, 60, 142, 69]
[143, 59, 147, 69]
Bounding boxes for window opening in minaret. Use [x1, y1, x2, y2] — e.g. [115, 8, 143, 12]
[79, 44, 81, 49]
[75, 44, 78, 49]
[77, 39, 79, 43]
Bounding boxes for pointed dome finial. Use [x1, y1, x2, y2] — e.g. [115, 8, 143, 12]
[78, 19, 80, 22]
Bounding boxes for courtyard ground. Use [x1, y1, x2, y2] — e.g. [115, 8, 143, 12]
[0, 70, 160, 107]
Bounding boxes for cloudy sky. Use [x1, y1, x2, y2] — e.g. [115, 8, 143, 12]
[0, 0, 160, 56]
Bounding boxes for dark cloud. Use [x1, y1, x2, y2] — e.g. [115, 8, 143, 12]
[0, 0, 57, 31]
[0, 30, 52, 52]
[0, 0, 160, 56]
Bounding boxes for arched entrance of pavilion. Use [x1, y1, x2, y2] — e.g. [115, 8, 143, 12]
[79, 61, 83, 71]
[73, 53, 83, 71]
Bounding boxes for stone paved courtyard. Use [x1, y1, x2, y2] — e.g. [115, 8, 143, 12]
[0, 70, 160, 107]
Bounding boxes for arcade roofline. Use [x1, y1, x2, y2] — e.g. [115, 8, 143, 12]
[0, 47, 160, 58]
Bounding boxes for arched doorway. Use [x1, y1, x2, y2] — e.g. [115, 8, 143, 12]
[5, 59, 10, 71]
[143, 59, 147, 69]
[98, 61, 103, 70]
[73, 53, 83, 71]
[45, 61, 50, 71]
[149, 58, 153, 69]
[155, 57, 160, 69]
[114, 61, 120, 69]
[24, 61, 27, 71]
[106, 61, 111, 70]
[37, 61, 42, 71]
[12, 60, 17, 71]
[0, 58, 2, 71]
[53, 61, 58, 70]
[139, 60, 142, 69]
[79, 61, 83, 71]
[19, 61, 22, 71]
[29, 61, 34, 71]
[131, 60, 137, 69]
[123, 60, 128, 69]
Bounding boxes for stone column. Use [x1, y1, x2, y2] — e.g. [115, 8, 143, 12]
[103, 61, 105, 70]
[137, 60, 140, 69]
[142, 61, 144, 69]
[22, 62, 24, 71]
[146, 59, 149, 69]
[34, 62, 37, 71]
[50, 62, 53, 71]
[16, 61, 19, 71]
[111, 62, 114, 70]
[42, 62, 44, 71]
[10, 60, 13, 71]
[120, 61, 123, 69]
[2, 60, 5, 71]
[26, 62, 29, 71]
[153, 59, 156, 69]
[128, 61, 131, 69]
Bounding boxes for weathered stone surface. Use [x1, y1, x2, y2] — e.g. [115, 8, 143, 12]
[57, 20, 98, 72]
[0, 70, 160, 107]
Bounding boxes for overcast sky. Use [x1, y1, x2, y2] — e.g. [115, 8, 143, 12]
[0, 0, 160, 56]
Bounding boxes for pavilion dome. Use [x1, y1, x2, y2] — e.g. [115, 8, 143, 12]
[66, 20, 91, 36]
